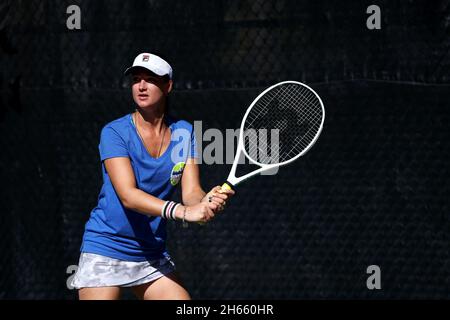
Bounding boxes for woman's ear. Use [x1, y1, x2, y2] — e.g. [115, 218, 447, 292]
[166, 80, 173, 95]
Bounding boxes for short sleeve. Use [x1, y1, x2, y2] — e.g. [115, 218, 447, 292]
[99, 126, 129, 161]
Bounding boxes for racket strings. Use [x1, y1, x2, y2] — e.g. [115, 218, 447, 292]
[243, 83, 323, 164]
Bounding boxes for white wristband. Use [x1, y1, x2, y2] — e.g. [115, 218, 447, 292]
[161, 201, 170, 219]
[161, 201, 179, 220]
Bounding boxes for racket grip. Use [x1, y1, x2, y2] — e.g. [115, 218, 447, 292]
[197, 182, 234, 226]
[221, 181, 234, 191]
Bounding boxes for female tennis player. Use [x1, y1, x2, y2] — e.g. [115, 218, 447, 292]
[71, 53, 234, 300]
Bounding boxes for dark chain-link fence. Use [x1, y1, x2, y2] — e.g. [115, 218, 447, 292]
[0, 0, 449, 299]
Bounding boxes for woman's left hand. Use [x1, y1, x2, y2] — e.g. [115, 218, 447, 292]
[201, 185, 235, 213]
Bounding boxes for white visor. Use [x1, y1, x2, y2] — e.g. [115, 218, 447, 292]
[124, 53, 172, 79]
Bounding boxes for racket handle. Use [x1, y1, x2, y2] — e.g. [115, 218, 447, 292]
[197, 182, 234, 226]
[221, 181, 234, 191]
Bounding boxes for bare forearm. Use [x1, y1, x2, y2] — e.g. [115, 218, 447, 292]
[122, 188, 218, 222]
[182, 188, 206, 206]
[122, 188, 169, 217]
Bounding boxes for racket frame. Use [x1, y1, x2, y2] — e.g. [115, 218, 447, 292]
[225, 81, 325, 188]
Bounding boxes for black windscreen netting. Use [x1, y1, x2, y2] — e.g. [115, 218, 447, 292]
[0, 0, 448, 299]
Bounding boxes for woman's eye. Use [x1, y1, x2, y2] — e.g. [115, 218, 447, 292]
[132, 77, 158, 83]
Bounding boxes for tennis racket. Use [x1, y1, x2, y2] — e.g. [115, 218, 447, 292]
[220, 80, 325, 191]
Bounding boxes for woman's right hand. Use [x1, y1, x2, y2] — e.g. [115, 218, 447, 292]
[179, 202, 216, 223]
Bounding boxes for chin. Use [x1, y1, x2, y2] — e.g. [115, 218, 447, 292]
[136, 98, 163, 109]
[134, 100, 152, 109]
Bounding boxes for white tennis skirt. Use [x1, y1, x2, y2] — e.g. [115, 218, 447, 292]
[71, 252, 176, 289]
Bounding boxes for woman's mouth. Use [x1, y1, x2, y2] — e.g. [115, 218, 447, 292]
[138, 94, 149, 100]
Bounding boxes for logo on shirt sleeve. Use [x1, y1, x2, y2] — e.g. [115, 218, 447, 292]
[170, 162, 186, 186]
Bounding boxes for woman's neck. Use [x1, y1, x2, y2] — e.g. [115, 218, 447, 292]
[134, 107, 166, 133]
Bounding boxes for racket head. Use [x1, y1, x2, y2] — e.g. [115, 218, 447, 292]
[239, 81, 325, 167]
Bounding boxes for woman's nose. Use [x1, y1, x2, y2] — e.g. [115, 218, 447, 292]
[139, 79, 147, 90]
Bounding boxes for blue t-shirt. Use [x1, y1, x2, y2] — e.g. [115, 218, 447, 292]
[80, 113, 197, 262]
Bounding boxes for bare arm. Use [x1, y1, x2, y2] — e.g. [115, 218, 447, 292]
[181, 158, 235, 210]
[180, 157, 207, 206]
[104, 157, 167, 216]
[104, 157, 214, 222]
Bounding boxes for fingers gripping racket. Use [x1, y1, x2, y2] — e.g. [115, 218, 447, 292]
[221, 81, 325, 191]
